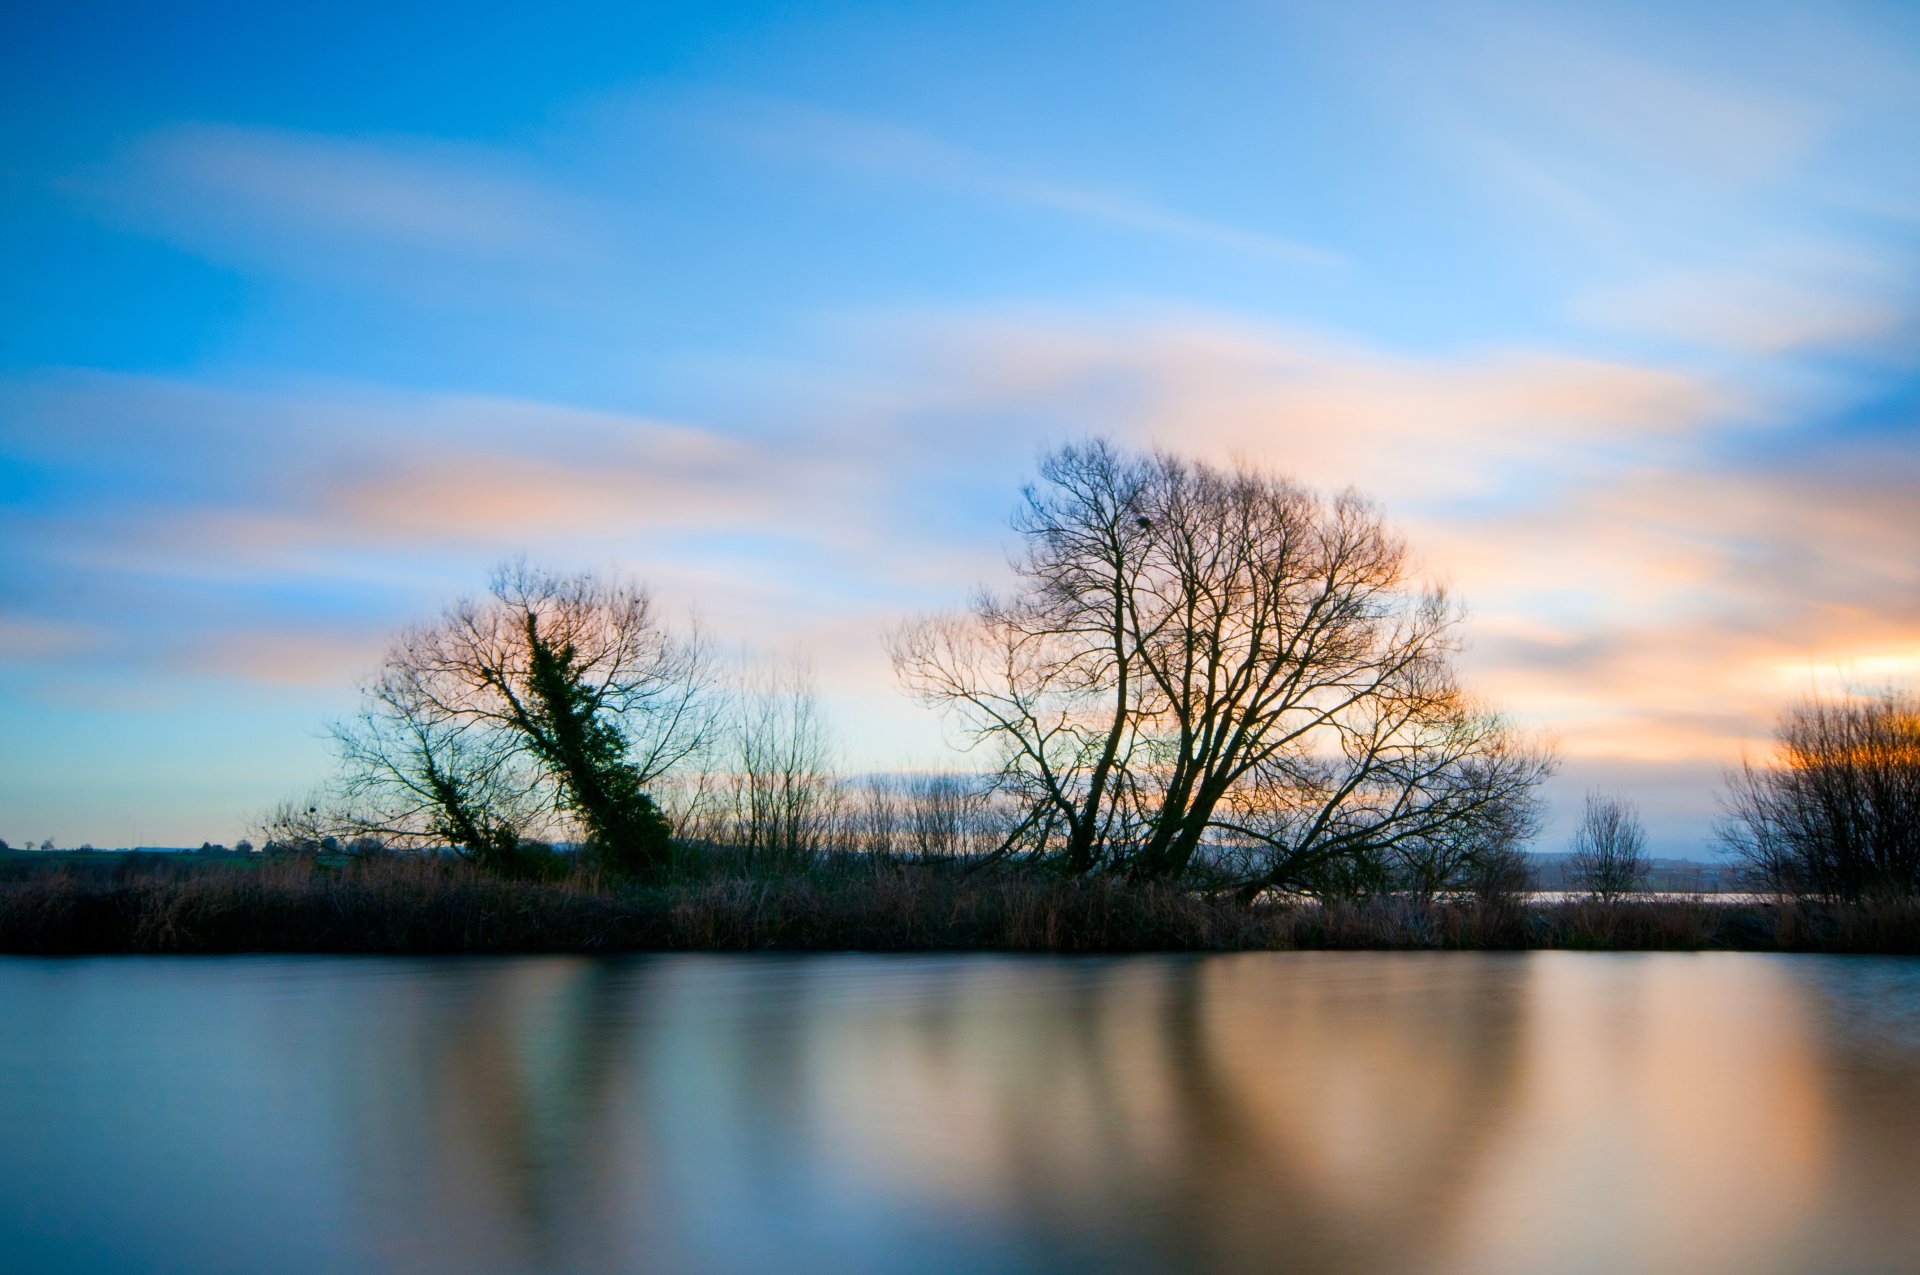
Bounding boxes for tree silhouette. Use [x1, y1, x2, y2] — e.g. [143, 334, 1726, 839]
[892, 439, 1551, 889]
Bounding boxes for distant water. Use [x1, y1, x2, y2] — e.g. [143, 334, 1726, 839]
[2, 953, 1917, 1275]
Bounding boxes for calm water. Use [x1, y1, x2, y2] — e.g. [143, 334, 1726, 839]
[2, 953, 1918, 1275]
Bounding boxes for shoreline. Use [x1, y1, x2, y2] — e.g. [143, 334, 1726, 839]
[3, 856, 1914, 957]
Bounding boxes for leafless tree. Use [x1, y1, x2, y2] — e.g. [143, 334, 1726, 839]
[1463, 834, 1535, 911]
[844, 775, 905, 860]
[318, 561, 717, 876]
[891, 440, 1553, 888]
[901, 773, 997, 860]
[324, 669, 541, 867]
[721, 659, 841, 870]
[1567, 792, 1650, 902]
[837, 771, 1007, 862]
[1721, 687, 1920, 901]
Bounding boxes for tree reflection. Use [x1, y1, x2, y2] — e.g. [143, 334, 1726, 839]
[299, 954, 1920, 1275]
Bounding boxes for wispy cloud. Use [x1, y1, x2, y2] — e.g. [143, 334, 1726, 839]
[707, 99, 1343, 268]
[4, 376, 864, 569]
[73, 124, 603, 274]
[1301, 0, 1916, 274]
[852, 310, 1730, 503]
[0, 372, 975, 724]
[1571, 257, 1912, 356]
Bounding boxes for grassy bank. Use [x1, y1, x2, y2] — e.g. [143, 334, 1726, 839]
[2, 853, 1916, 955]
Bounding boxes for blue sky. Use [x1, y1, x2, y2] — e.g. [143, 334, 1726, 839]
[3, 0, 1917, 850]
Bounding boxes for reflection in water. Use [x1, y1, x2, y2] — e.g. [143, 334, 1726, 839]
[2, 953, 1917, 1274]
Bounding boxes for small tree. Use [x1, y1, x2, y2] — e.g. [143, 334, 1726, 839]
[724, 660, 840, 872]
[1567, 792, 1649, 902]
[1466, 838, 1535, 911]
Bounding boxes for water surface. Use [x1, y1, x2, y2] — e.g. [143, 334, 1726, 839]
[2, 952, 1917, 1274]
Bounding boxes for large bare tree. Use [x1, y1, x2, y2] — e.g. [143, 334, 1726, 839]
[891, 440, 1552, 889]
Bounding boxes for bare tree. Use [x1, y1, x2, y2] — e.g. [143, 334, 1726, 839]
[1463, 833, 1536, 911]
[891, 439, 1552, 888]
[844, 775, 905, 860]
[1567, 792, 1650, 902]
[1722, 687, 1920, 901]
[325, 670, 538, 869]
[724, 659, 840, 871]
[318, 561, 716, 878]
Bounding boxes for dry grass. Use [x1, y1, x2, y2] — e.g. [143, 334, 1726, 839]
[1, 854, 1915, 955]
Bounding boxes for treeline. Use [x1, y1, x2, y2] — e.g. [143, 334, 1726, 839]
[257, 439, 1916, 906]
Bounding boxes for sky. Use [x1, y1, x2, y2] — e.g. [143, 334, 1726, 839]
[2, 0, 1916, 852]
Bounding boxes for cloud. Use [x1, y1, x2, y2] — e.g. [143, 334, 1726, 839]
[5, 375, 863, 564]
[72, 124, 603, 280]
[1299, 0, 1918, 270]
[707, 98, 1342, 268]
[855, 310, 1731, 506]
[0, 370, 981, 733]
[175, 627, 390, 689]
[0, 615, 111, 662]
[1572, 258, 1912, 356]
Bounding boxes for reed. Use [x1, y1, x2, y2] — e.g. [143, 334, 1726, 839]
[2, 853, 1915, 955]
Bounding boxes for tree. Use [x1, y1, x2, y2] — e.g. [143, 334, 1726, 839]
[320, 562, 714, 879]
[518, 608, 676, 876]
[723, 660, 840, 871]
[891, 440, 1551, 889]
[844, 775, 904, 860]
[1464, 834, 1535, 911]
[1721, 687, 1920, 902]
[328, 671, 531, 871]
[1567, 792, 1650, 902]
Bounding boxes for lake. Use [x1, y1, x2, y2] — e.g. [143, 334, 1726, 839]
[2, 952, 1917, 1274]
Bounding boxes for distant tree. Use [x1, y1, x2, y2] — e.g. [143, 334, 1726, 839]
[39, 839, 55, 852]
[720, 660, 840, 871]
[257, 802, 327, 856]
[1721, 687, 1920, 902]
[0, 837, 9, 852]
[901, 773, 993, 860]
[234, 839, 254, 854]
[844, 776, 904, 860]
[892, 439, 1553, 888]
[1465, 837, 1536, 911]
[1567, 792, 1650, 902]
